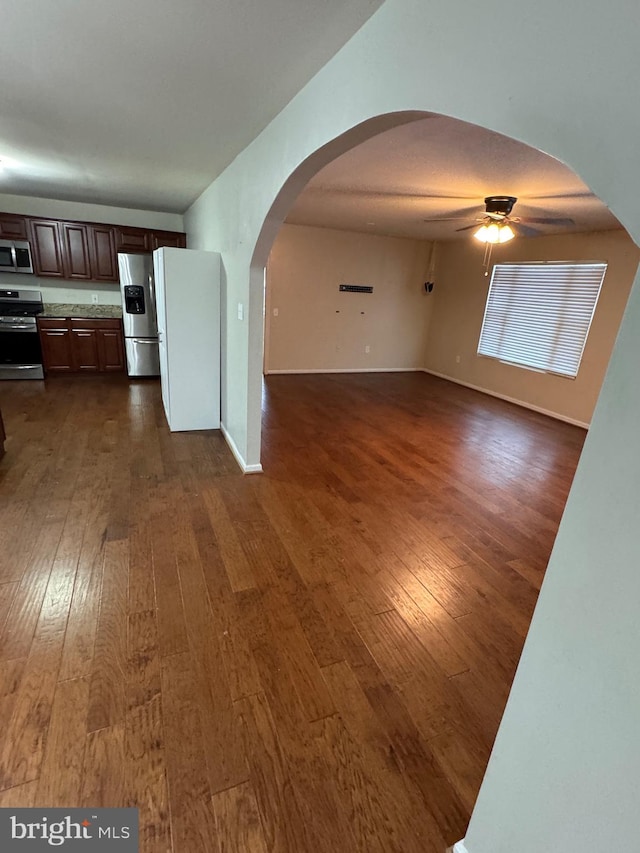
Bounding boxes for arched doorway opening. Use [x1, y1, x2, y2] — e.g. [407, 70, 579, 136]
[249, 111, 632, 467]
[237, 108, 640, 850]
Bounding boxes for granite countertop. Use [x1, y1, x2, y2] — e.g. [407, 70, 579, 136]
[41, 303, 123, 319]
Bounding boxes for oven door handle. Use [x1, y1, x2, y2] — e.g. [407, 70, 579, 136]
[1, 324, 37, 331]
[0, 364, 41, 369]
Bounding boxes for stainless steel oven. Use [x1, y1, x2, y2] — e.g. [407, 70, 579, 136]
[0, 289, 44, 379]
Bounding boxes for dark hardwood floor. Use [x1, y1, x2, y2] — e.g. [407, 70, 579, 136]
[0, 372, 585, 851]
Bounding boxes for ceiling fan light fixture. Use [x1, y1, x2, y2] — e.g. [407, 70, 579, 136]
[498, 224, 515, 243]
[474, 221, 515, 244]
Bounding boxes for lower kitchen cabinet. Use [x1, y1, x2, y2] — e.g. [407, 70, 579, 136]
[38, 323, 75, 372]
[97, 326, 125, 371]
[38, 317, 125, 374]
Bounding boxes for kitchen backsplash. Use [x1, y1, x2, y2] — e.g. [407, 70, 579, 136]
[0, 272, 121, 306]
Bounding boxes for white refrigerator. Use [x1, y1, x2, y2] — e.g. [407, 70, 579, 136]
[152, 247, 221, 432]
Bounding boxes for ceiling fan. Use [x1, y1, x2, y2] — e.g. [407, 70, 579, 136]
[429, 195, 575, 242]
[428, 195, 576, 275]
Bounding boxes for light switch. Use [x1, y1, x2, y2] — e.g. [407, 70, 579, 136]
[273, 307, 279, 317]
[237, 302, 244, 320]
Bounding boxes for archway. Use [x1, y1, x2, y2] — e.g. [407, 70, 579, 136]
[248, 111, 632, 467]
[232, 96, 640, 851]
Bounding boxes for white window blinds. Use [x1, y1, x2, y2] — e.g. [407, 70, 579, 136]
[477, 262, 607, 378]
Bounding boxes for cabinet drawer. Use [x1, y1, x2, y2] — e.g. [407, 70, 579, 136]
[70, 317, 122, 330]
[38, 318, 70, 330]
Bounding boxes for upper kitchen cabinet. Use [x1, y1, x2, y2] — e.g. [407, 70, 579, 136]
[116, 226, 187, 253]
[29, 219, 66, 278]
[151, 231, 187, 250]
[114, 226, 151, 253]
[88, 224, 118, 282]
[29, 218, 120, 283]
[60, 222, 92, 280]
[0, 213, 28, 240]
[4, 210, 186, 282]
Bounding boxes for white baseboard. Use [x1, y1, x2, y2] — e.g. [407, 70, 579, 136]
[265, 367, 423, 375]
[422, 369, 589, 430]
[220, 422, 263, 474]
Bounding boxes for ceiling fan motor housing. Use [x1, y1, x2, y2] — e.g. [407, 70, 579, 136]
[485, 195, 517, 216]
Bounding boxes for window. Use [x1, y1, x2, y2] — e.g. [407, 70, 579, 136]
[477, 261, 607, 378]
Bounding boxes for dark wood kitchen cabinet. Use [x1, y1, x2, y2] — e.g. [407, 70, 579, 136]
[96, 325, 125, 371]
[38, 320, 75, 372]
[88, 224, 118, 281]
[0, 213, 28, 240]
[29, 219, 67, 278]
[60, 221, 92, 280]
[114, 225, 150, 253]
[115, 226, 186, 253]
[38, 317, 125, 374]
[4, 210, 186, 282]
[70, 326, 100, 370]
[151, 230, 187, 250]
[29, 219, 120, 283]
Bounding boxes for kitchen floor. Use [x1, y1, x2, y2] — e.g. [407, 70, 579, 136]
[0, 373, 585, 851]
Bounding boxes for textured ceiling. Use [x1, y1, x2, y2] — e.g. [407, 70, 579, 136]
[286, 116, 622, 241]
[0, 0, 383, 212]
[1, 8, 622, 236]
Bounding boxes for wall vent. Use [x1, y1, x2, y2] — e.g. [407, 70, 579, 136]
[339, 284, 373, 293]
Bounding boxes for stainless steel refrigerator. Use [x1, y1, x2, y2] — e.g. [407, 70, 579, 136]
[118, 253, 160, 377]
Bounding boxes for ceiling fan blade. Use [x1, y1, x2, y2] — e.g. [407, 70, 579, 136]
[520, 216, 575, 226]
[512, 222, 543, 238]
[425, 217, 468, 222]
[455, 223, 480, 232]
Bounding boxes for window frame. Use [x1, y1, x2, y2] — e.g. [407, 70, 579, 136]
[476, 260, 607, 379]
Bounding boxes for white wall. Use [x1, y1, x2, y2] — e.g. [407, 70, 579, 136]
[425, 229, 639, 426]
[0, 193, 183, 304]
[183, 0, 640, 849]
[266, 224, 432, 373]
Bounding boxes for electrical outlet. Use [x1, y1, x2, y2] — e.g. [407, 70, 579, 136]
[91, 293, 99, 305]
[365, 345, 371, 354]
[273, 307, 279, 317]
[237, 302, 244, 320]
[455, 355, 461, 364]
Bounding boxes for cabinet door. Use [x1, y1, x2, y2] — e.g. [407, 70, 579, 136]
[151, 231, 187, 250]
[97, 328, 125, 371]
[29, 220, 65, 278]
[115, 226, 150, 253]
[0, 213, 28, 240]
[71, 328, 100, 370]
[88, 225, 118, 282]
[39, 327, 74, 372]
[60, 222, 92, 280]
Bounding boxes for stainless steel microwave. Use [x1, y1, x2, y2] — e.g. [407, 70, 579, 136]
[0, 240, 34, 274]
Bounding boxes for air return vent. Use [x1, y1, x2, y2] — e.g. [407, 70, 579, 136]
[339, 284, 373, 293]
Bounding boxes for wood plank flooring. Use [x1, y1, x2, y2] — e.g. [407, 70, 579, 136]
[0, 372, 585, 851]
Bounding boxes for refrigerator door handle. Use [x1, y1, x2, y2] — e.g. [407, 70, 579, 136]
[131, 338, 158, 344]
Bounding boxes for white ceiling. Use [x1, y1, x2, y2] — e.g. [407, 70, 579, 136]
[1, 6, 623, 241]
[285, 116, 623, 241]
[0, 0, 383, 212]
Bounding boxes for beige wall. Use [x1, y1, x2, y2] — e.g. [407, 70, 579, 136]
[265, 223, 433, 372]
[424, 229, 639, 426]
